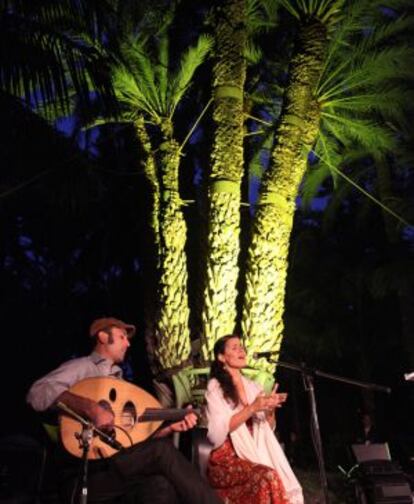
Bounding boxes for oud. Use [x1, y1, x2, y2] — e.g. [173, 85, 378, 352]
[59, 377, 196, 459]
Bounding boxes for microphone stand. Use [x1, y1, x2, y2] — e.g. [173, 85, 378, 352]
[57, 402, 123, 504]
[262, 357, 390, 504]
[78, 423, 93, 504]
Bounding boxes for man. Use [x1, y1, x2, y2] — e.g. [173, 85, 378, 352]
[27, 317, 221, 504]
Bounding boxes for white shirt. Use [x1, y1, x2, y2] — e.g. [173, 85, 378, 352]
[205, 376, 304, 504]
[27, 351, 122, 412]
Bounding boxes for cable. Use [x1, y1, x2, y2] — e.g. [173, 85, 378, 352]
[112, 424, 134, 448]
[311, 149, 413, 229]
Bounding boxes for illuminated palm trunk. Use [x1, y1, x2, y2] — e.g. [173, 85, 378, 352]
[154, 122, 191, 370]
[242, 20, 328, 370]
[134, 116, 161, 371]
[201, 0, 246, 360]
[134, 116, 160, 253]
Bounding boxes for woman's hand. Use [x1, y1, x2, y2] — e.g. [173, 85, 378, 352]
[265, 383, 287, 428]
[251, 392, 280, 413]
[269, 383, 288, 408]
[251, 384, 288, 414]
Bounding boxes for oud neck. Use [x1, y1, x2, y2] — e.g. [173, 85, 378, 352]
[139, 408, 186, 423]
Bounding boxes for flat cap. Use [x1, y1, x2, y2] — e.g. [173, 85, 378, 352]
[89, 317, 136, 338]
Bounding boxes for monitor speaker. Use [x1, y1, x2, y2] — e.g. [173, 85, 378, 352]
[361, 473, 412, 503]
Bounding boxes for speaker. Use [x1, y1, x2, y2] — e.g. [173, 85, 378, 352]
[359, 472, 412, 503]
[360, 460, 404, 477]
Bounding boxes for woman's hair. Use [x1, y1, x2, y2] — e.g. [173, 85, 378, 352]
[210, 334, 242, 406]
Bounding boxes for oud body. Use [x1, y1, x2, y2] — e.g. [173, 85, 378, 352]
[60, 377, 188, 459]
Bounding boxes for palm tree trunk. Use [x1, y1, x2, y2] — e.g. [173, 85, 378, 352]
[134, 116, 161, 371]
[154, 121, 191, 371]
[134, 116, 160, 253]
[242, 19, 328, 370]
[201, 0, 247, 360]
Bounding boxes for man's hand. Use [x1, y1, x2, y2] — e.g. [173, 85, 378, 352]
[154, 406, 198, 438]
[89, 403, 115, 431]
[56, 390, 115, 431]
[169, 407, 198, 433]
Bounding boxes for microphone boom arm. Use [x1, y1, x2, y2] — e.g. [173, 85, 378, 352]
[253, 355, 391, 504]
[57, 401, 123, 450]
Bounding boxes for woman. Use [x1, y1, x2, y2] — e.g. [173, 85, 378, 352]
[205, 335, 303, 504]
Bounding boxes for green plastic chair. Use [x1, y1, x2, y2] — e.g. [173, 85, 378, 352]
[241, 368, 275, 393]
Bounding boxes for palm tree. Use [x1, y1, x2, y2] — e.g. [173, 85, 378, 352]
[242, 0, 413, 371]
[200, 0, 248, 359]
[1, 0, 212, 373]
[200, 0, 279, 360]
[97, 11, 212, 371]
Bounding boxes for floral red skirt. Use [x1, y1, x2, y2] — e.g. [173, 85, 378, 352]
[207, 436, 289, 504]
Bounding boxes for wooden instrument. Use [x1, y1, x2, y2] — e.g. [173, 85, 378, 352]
[59, 377, 195, 459]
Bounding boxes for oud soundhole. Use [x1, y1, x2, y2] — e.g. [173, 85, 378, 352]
[121, 401, 137, 430]
[109, 388, 117, 402]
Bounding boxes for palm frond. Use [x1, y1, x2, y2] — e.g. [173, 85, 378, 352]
[155, 29, 169, 113]
[0, 14, 72, 110]
[311, 132, 342, 182]
[322, 88, 412, 125]
[246, 0, 278, 35]
[308, 136, 379, 203]
[248, 86, 284, 112]
[34, 86, 78, 121]
[0, 4, 116, 114]
[358, 15, 414, 51]
[255, 0, 280, 23]
[120, 36, 162, 113]
[317, 0, 345, 25]
[278, 0, 301, 20]
[248, 128, 274, 179]
[81, 114, 132, 130]
[318, 4, 414, 96]
[352, 45, 414, 78]
[301, 161, 331, 206]
[319, 46, 414, 102]
[168, 34, 213, 117]
[244, 39, 263, 65]
[111, 64, 158, 119]
[278, 0, 345, 25]
[331, 0, 390, 38]
[321, 111, 395, 155]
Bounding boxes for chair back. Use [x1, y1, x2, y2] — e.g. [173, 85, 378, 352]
[172, 366, 210, 409]
[43, 423, 59, 444]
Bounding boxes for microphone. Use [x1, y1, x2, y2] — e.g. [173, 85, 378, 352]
[253, 351, 279, 360]
[98, 431, 123, 451]
[57, 401, 123, 451]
